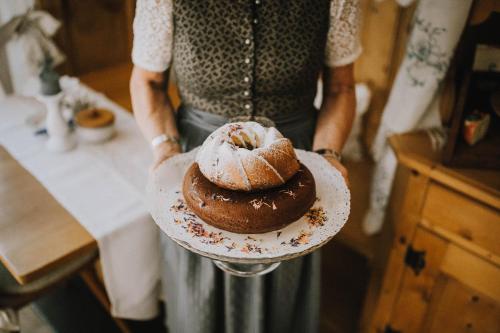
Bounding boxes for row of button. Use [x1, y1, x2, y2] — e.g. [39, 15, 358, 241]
[241, 0, 261, 113]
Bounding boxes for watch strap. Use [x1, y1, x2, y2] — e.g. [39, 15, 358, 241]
[314, 148, 342, 162]
[151, 134, 180, 148]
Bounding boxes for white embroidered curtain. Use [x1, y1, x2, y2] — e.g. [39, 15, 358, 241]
[362, 0, 474, 235]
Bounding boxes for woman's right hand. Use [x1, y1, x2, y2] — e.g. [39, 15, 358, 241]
[151, 142, 182, 172]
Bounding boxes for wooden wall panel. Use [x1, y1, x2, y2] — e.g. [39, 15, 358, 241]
[355, 0, 417, 149]
[39, 0, 136, 75]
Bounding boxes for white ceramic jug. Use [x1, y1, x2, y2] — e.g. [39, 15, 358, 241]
[38, 92, 76, 152]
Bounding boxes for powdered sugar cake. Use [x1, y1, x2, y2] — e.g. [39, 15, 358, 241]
[182, 163, 316, 234]
[195, 122, 300, 191]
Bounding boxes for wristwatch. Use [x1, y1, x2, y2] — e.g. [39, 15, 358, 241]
[314, 148, 342, 162]
[151, 134, 181, 148]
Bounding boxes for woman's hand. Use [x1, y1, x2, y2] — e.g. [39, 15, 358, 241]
[312, 64, 355, 188]
[151, 142, 182, 171]
[324, 155, 349, 187]
[130, 66, 182, 172]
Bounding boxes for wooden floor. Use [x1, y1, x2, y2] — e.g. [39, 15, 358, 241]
[79, 62, 378, 333]
[320, 241, 370, 333]
[79, 63, 135, 111]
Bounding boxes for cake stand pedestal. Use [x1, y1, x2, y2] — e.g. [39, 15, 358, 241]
[147, 148, 350, 278]
[213, 261, 281, 277]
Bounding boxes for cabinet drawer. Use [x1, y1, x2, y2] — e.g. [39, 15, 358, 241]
[422, 182, 500, 258]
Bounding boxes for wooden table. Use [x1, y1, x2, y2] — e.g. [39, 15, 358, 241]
[0, 146, 97, 284]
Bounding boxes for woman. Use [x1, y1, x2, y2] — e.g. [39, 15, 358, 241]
[130, 1, 360, 332]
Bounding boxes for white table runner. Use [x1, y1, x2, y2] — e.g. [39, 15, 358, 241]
[0, 77, 160, 319]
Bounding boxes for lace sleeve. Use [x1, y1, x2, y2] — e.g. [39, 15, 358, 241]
[325, 0, 363, 67]
[131, 0, 173, 72]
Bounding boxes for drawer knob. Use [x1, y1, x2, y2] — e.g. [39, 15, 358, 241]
[384, 324, 402, 333]
[404, 245, 426, 275]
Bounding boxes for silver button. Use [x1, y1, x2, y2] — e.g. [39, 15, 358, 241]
[245, 104, 251, 109]
[255, 0, 260, 4]
[243, 91, 250, 96]
[244, 76, 249, 82]
[253, 18, 258, 24]
[244, 58, 250, 64]
[245, 39, 251, 45]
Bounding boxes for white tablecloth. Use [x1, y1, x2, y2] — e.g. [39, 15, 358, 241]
[0, 77, 160, 319]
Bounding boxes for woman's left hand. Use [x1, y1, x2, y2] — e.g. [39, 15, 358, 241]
[324, 155, 349, 187]
[150, 142, 182, 172]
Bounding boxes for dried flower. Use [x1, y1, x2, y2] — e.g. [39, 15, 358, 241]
[305, 207, 327, 228]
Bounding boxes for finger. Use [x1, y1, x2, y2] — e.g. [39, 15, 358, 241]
[327, 158, 350, 187]
[151, 152, 180, 172]
[149, 161, 160, 174]
[150, 157, 166, 173]
[343, 173, 350, 188]
[152, 158, 166, 171]
[342, 169, 350, 187]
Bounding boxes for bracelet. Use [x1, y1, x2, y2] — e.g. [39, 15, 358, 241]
[314, 148, 342, 162]
[151, 134, 180, 148]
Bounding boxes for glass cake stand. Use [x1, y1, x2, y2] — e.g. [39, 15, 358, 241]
[147, 148, 350, 278]
[213, 261, 281, 277]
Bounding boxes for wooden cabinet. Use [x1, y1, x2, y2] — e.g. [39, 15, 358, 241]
[368, 132, 500, 333]
[386, 229, 500, 333]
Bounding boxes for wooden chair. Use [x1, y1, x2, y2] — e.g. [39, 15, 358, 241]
[0, 145, 99, 332]
[0, 250, 98, 332]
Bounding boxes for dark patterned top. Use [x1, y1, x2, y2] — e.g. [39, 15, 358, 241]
[132, 0, 362, 119]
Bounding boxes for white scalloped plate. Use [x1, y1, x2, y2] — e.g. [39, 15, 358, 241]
[147, 148, 350, 264]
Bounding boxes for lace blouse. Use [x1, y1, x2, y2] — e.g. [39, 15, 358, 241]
[132, 0, 362, 73]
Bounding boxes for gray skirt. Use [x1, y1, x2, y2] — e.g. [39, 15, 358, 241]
[161, 106, 320, 333]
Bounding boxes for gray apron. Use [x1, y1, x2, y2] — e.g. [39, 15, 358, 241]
[160, 106, 320, 333]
